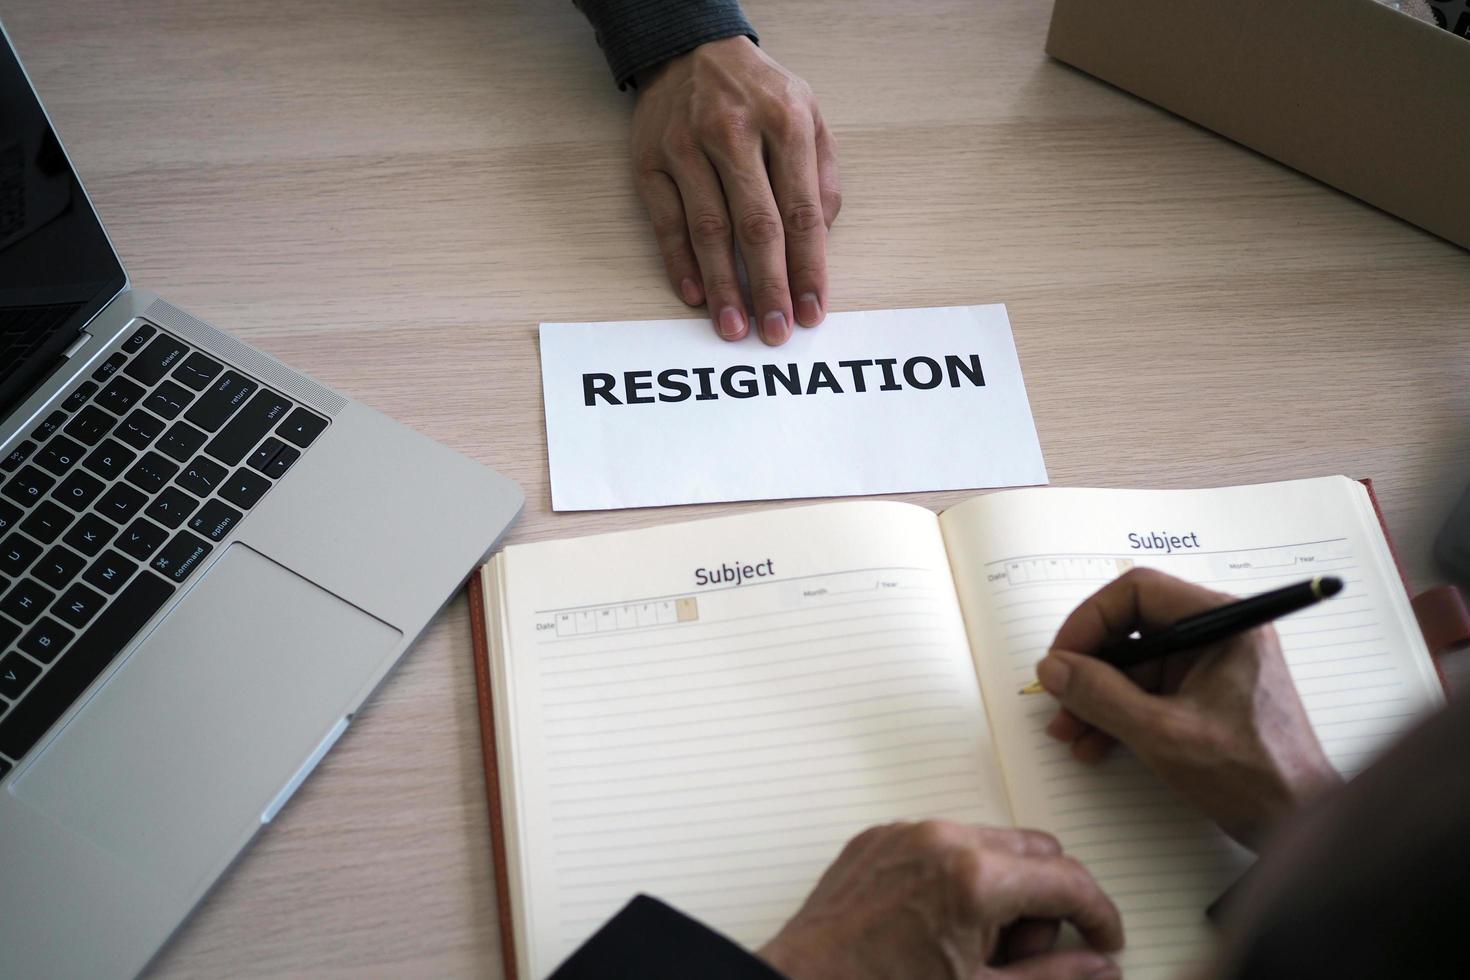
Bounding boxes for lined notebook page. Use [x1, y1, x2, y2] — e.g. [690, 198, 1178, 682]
[487, 502, 1012, 978]
[940, 477, 1443, 980]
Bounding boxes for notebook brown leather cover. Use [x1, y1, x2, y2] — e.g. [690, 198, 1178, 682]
[466, 483, 1467, 978]
[468, 569, 519, 980]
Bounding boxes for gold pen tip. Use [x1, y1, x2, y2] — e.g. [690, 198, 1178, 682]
[1018, 679, 1046, 696]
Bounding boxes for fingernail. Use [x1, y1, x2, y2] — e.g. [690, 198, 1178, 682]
[1037, 654, 1070, 695]
[717, 306, 745, 340]
[761, 311, 790, 345]
[1088, 965, 1121, 980]
[680, 278, 703, 305]
[796, 292, 822, 326]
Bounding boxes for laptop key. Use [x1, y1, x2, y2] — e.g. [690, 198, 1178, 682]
[125, 452, 179, 495]
[52, 582, 107, 630]
[1, 578, 56, 624]
[114, 409, 165, 451]
[63, 406, 115, 446]
[220, 468, 271, 510]
[35, 435, 85, 476]
[61, 382, 98, 413]
[264, 445, 300, 479]
[143, 380, 194, 421]
[2, 440, 35, 472]
[34, 546, 86, 590]
[0, 571, 175, 761]
[276, 407, 328, 448]
[151, 531, 212, 583]
[123, 322, 156, 352]
[30, 410, 68, 442]
[0, 652, 40, 699]
[82, 438, 137, 481]
[96, 375, 147, 415]
[247, 437, 286, 472]
[19, 618, 74, 665]
[144, 488, 199, 530]
[3, 465, 54, 506]
[53, 471, 105, 512]
[157, 421, 208, 463]
[117, 519, 168, 561]
[62, 513, 117, 558]
[83, 551, 137, 596]
[91, 351, 129, 383]
[20, 501, 73, 544]
[1, 534, 41, 577]
[172, 352, 223, 391]
[175, 456, 228, 498]
[185, 371, 258, 432]
[123, 335, 190, 386]
[188, 499, 242, 542]
[205, 390, 294, 465]
[96, 483, 147, 524]
[0, 500, 19, 535]
[0, 617, 18, 651]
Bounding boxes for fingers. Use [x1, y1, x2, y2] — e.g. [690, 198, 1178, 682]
[1051, 567, 1230, 656]
[814, 108, 842, 229]
[1036, 648, 1158, 748]
[667, 153, 749, 341]
[635, 169, 704, 307]
[994, 950, 1120, 980]
[1041, 569, 1235, 753]
[708, 142, 793, 345]
[986, 853, 1125, 953]
[904, 820, 1060, 860]
[766, 113, 827, 328]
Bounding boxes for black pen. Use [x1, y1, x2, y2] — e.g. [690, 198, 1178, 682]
[1019, 575, 1343, 695]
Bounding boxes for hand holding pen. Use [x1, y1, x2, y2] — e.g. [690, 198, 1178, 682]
[1031, 569, 1344, 850]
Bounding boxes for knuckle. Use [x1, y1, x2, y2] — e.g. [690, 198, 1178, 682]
[689, 212, 731, 246]
[661, 127, 703, 164]
[737, 209, 784, 246]
[910, 819, 958, 852]
[783, 201, 825, 235]
[1056, 856, 1097, 894]
[649, 209, 686, 239]
[698, 107, 756, 148]
[766, 102, 810, 143]
[702, 272, 739, 297]
[749, 275, 789, 305]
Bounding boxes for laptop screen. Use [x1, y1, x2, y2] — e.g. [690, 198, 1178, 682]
[0, 30, 126, 420]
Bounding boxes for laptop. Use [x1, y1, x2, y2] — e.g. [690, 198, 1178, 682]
[0, 25, 523, 978]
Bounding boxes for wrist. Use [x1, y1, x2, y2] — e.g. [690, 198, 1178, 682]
[633, 35, 756, 90]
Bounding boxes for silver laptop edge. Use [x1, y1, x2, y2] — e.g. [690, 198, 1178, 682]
[0, 24, 523, 979]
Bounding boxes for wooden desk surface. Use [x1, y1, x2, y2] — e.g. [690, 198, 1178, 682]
[6, 0, 1468, 975]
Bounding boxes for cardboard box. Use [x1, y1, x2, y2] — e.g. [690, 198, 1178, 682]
[1046, 0, 1470, 250]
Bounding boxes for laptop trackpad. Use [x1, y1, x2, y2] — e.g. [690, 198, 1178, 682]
[13, 544, 400, 889]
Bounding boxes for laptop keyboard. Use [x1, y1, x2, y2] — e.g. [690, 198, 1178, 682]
[0, 321, 329, 778]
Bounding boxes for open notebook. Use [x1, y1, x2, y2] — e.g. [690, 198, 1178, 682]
[469, 476, 1444, 979]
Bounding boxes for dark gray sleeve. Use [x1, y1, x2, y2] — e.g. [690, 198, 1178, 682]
[574, 0, 758, 90]
[549, 895, 787, 979]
